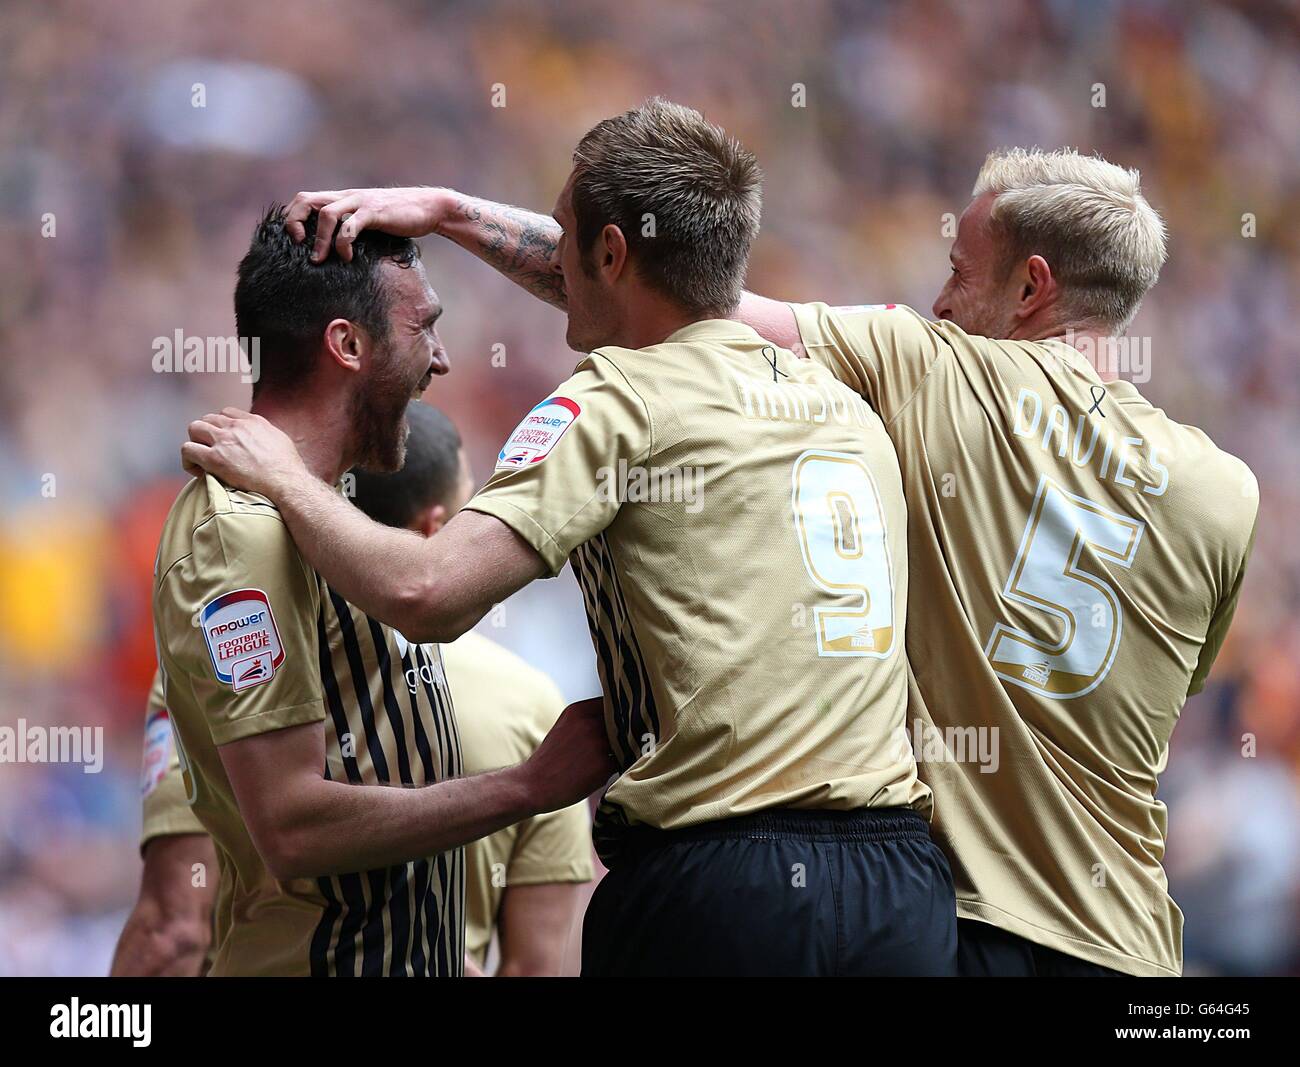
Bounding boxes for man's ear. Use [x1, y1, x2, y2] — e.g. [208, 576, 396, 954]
[323, 318, 364, 373]
[598, 224, 629, 284]
[1017, 254, 1059, 321]
[411, 502, 448, 538]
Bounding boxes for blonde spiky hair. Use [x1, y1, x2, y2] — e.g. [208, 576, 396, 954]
[973, 147, 1168, 330]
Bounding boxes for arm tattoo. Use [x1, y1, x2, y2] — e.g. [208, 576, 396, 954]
[444, 195, 567, 310]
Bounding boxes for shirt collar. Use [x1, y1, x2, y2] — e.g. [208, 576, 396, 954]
[1038, 336, 1147, 405]
[662, 318, 759, 345]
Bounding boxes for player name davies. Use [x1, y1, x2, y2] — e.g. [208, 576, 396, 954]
[1013, 386, 1169, 496]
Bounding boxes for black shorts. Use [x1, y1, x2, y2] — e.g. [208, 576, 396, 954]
[581, 807, 957, 977]
[957, 918, 1124, 977]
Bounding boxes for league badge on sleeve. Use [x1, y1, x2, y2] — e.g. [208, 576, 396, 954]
[496, 396, 581, 469]
[200, 588, 285, 692]
[140, 708, 174, 797]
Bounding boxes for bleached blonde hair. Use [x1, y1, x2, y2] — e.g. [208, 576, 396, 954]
[973, 147, 1168, 330]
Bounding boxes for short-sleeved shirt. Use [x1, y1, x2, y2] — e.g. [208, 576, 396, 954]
[153, 475, 464, 976]
[792, 302, 1259, 976]
[443, 631, 592, 969]
[465, 319, 931, 865]
[139, 667, 205, 848]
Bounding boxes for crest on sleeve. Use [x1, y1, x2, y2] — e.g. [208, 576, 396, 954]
[496, 396, 582, 469]
[200, 588, 285, 692]
[140, 708, 174, 797]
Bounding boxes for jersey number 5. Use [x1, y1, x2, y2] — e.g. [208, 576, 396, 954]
[985, 475, 1145, 698]
[791, 450, 896, 658]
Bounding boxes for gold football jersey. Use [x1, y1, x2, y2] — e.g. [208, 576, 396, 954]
[139, 667, 205, 848]
[444, 632, 592, 969]
[153, 475, 464, 976]
[138, 633, 593, 974]
[793, 302, 1259, 976]
[466, 318, 931, 865]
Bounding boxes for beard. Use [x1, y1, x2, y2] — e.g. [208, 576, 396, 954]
[952, 301, 1017, 341]
[562, 285, 596, 354]
[563, 258, 617, 354]
[564, 297, 619, 355]
[350, 345, 417, 474]
[564, 315, 595, 354]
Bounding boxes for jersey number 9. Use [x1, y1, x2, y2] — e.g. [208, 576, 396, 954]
[791, 450, 896, 658]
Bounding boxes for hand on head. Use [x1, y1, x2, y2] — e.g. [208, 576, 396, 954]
[284, 187, 446, 264]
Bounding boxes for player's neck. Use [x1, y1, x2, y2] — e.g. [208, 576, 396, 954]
[250, 393, 352, 485]
[1023, 322, 1121, 383]
[613, 294, 714, 350]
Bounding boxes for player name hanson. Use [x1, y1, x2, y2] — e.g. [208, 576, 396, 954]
[0, 719, 103, 773]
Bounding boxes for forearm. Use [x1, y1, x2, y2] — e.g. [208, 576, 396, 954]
[273, 765, 539, 879]
[269, 474, 538, 642]
[736, 291, 803, 351]
[431, 190, 566, 310]
[273, 474, 454, 637]
[111, 902, 211, 976]
[110, 835, 216, 977]
[495, 882, 581, 976]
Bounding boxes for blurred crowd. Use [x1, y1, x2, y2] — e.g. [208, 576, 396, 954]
[0, 0, 1296, 975]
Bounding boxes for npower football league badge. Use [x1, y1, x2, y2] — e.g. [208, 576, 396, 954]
[496, 396, 581, 469]
[201, 588, 285, 692]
